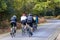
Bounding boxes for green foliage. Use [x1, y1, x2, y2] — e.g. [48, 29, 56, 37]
[0, 0, 60, 28]
[0, 0, 60, 20]
[0, 0, 7, 12]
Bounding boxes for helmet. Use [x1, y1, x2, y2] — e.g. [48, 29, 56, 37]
[13, 15, 16, 18]
[28, 13, 32, 16]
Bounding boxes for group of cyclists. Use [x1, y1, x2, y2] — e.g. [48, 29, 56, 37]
[10, 13, 38, 37]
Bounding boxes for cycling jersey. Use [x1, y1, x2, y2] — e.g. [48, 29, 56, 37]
[21, 16, 27, 25]
[21, 16, 27, 21]
[10, 15, 17, 27]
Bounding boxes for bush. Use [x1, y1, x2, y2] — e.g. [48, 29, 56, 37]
[0, 20, 10, 29]
[17, 22, 21, 29]
[38, 17, 46, 23]
[44, 16, 54, 19]
[56, 15, 60, 19]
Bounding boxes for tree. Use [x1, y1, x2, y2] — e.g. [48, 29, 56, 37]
[33, 2, 49, 16]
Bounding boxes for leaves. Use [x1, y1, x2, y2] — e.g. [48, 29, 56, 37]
[0, 0, 60, 18]
[0, 0, 7, 12]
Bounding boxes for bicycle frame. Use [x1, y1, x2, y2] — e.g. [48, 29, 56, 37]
[10, 24, 16, 38]
[26, 24, 33, 37]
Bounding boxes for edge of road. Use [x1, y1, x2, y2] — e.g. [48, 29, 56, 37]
[0, 22, 55, 39]
[0, 32, 9, 39]
[0, 29, 23, 39]
[0, 23, 46, 39]
[0, 22, 60, 40]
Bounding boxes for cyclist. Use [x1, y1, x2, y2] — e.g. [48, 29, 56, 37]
[33, 15, 37, 31]
[20, 13, 27, 34]
[10, 15, 17, 34]
[33, 15, 36, 23]
[36, 15, 38, 24]
[27, 13, 34, 36]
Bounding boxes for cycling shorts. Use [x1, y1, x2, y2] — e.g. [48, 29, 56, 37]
[21, 20, 26, 25]
[27, 20, 33, 27]
[11, 22, 17, 27]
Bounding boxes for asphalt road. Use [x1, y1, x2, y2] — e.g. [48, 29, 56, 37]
[0, 19, 60, 40]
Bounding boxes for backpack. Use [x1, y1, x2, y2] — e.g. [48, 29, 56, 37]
[27, 16, 33, 23]
[11, 17, 17, 23]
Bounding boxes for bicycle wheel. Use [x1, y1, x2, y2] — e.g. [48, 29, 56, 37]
[10, 27, 15, 38]
[33, 23, 37, 32]
[27, 25, 33, 37]
[21, 25, 26, 35]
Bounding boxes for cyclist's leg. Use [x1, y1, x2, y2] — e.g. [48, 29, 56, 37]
[35, 21, 38, 30]
[29, 22, 33, 32]
[14, 22, 17, 33]
[10, 22, 13, 33]
[33, 23, 37, 30]
[10, 22, 14, 37]
[12, 22, 16, 37]
[23, 21, 27, 33]
[22, 24, 26, 35]
[26, 23, 30, 31]
[27, 22, 33, 36]
[21, 21, 26, 35]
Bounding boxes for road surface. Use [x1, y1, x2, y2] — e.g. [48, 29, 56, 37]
[0, 20, 60, 40]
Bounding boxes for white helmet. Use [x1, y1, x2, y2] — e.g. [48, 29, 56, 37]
[28, 13, 32, 16]
[13, 15, 16, 18]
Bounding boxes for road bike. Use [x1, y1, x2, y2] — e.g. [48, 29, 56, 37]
[10, 24, 16, 38]
[26, 24, 33, 37]
[33, 23, 37, 32]
[21, 24, 33, 37]
[21, 24, 26, 35]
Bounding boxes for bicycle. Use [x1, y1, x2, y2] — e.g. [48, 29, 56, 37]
[33, 23, 37, 32]
[21, 24, 33, 37]
[10, 24, 16, 38]
[26, 24, 33, 37]
[21, 24, 26, 35]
